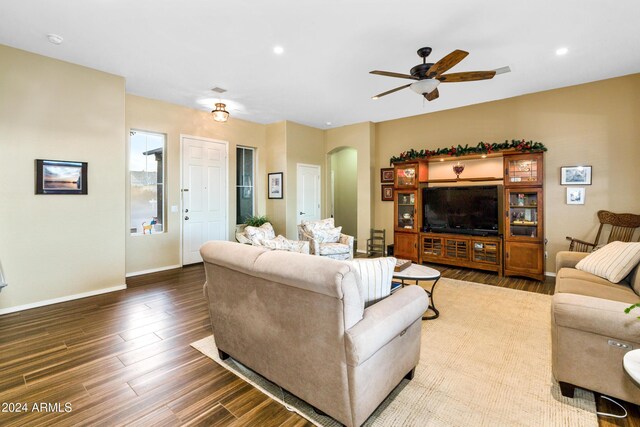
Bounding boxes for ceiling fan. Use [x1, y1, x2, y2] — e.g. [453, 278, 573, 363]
[370, 47, 510, 101]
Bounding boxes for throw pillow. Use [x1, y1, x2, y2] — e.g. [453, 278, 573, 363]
[576, 241, 640, 283]
[310, 226, 342, 243]
[244, 222, 276, 245]
[302, 218, 335, 235]
[349, 257, 397, 306]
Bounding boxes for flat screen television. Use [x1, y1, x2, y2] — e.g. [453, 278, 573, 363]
[422, 185, 503, 236]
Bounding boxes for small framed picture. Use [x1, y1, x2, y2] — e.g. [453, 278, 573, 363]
[268, 172, 283, 199]
[566, 187, 585, 205]
[561, 166, 592, 185]
[380, 168, 394, 183]
[35, 159, 88, 195]
[381, 184, 394, 201]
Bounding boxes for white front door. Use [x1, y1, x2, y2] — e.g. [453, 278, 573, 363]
[297, 164, 321, 225]
[181, 136, 228, 265]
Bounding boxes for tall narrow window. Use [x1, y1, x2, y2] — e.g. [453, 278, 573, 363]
[236, 147, 255, 224]
[130, 130, 165, 235]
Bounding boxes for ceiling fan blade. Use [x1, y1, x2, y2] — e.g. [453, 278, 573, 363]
[372, 83, 412, 99]
[426, 50, 469, 78]
[424, 88, 439, 101]
[370, 70, 418, 80]
[437, 71, 496, 83]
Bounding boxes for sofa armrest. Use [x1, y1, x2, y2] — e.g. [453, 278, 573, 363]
[553, 293, 640, 343]
[556, 251, 589, 273]
[345, 285, 428, 366]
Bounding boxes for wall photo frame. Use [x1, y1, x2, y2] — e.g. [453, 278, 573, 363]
[566, 187, 585, 205]
[35, 159, 88, 195]
[380, 168, 394, 183]
[268, 172, 283, 199]
[561, 166, 592, 185]
[381, 184, 394, 201]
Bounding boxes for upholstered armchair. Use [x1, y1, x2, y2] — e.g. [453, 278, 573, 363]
[237, 222, 310, 254]
[298, 218, 354, 260]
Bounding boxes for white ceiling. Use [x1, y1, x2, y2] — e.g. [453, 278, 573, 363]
[1, 0, 639, 128]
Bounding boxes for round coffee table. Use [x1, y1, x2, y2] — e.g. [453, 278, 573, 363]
[393, 264, 441, 320]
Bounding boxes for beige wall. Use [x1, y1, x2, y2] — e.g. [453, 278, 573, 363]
[330, 148, 358, 237]
[374, 74, 640, 273]
[326, 122, 375, 252]
[125, 95, 267, 274]
[0, 45, 126, 311]
[285, 122, 326, 239]
[265, 121, 287, 235]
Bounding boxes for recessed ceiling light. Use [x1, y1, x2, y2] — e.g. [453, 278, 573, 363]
[47, 34, 64, 45]
[325, 122, 332, 126]
[556, 47, 568, 56]
[273, 46, 284, 55]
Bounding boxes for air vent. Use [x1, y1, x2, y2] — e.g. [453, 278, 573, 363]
[211, 87, 227, 94]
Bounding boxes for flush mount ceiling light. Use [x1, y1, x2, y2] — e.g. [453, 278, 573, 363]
[47, 33, 64, 45]
[211, 103, 229, 122]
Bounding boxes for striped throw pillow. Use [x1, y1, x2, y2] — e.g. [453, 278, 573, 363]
[576, 241, 640, 283]
[349, 257, 397, 306]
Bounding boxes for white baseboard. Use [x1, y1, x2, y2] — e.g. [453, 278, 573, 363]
[0, 284, 127, 315]
[545, 271, 556, 277]
[125, 264, 182, 278]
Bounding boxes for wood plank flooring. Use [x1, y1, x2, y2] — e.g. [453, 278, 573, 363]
[0, 262, 636, 426]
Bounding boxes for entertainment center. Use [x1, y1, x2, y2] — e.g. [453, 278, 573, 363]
[393, 151, 544, 280]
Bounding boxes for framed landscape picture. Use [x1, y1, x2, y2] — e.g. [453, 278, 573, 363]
[268, 172, 283, 199]
[35, 159, 88, 195]
[381, 184, 394, 201]
[561, 166, 592, 185]
[380, 168, 394, 183]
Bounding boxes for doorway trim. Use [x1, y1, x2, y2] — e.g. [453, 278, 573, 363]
[179, 134, 229, 266]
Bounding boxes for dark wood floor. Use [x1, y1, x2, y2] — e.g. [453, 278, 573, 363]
[0, 263, 637, 426]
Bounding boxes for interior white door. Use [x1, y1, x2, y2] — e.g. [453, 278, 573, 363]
[182, 137, 227, 265]
[297, 164, 321, 225]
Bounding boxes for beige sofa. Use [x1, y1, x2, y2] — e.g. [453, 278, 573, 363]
[552, 251, 640, 403]
[201, 241, 429, 427]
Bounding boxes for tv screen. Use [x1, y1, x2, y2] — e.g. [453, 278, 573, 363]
[423, 185, 502, 235]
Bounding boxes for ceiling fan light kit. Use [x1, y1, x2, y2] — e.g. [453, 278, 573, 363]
[370, 46, 506, 102]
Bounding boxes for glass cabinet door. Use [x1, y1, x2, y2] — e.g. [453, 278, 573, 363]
[395, 164, 418, 188]
[395, 190, 417, 232]
[504, 153, 543, 186]
[505, 188, 543, 241]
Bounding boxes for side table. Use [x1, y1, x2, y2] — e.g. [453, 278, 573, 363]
[393, 263, 441, 320]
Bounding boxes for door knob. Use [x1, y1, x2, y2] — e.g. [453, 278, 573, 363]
[184, 216, 189, 220]
[299, 212, 306, 215]
[185, 208, 189, 213]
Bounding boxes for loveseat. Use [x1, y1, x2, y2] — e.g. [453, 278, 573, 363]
[201, 241, 429, 427]
[552, 251, 640, 404]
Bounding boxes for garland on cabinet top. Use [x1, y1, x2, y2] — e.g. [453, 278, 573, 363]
[389, 139, 547, 164]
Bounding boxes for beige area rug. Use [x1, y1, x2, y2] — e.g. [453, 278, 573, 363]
[191, 278, 597, 426]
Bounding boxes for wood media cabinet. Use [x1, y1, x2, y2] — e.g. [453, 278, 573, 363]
[392, 151, 545, 281]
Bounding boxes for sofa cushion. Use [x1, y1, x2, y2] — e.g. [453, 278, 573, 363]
[556, 268, 639, 304]
[576, 241, 640, 283]
[319, 242, 351, 255]
[302, 218, 335, 234]
[349, 257, 397, 306]
[244, 222, 276, 245]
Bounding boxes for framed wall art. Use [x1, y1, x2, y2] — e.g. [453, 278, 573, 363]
[35, 159, 88, 195]
[268, 172, 283, 199]
[380, 168, 394, 183]
[561, 166, 592, 185]
[566, 187, 585, 205]
[381, 184, 394, 201]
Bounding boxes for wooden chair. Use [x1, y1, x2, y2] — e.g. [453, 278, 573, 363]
[566, 210, 640, 252]
[367, 229, 386, 257]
